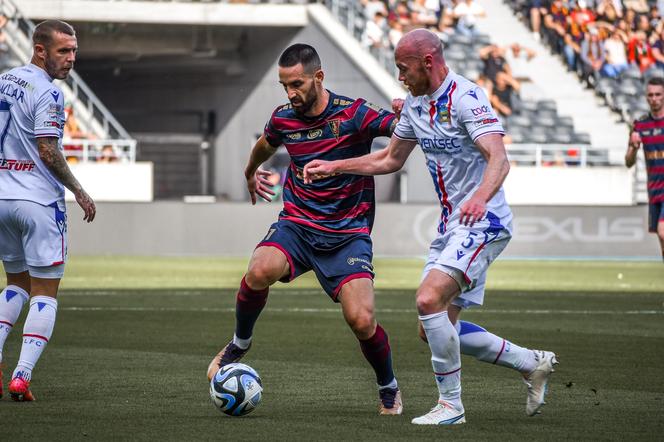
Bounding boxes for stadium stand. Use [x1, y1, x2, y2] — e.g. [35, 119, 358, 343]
[326, 0, 606, 162]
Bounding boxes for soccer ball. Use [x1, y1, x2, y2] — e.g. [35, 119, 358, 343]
[209, 363, 263, 416]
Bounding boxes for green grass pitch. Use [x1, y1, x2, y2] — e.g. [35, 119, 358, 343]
[1, 257, 663, 440]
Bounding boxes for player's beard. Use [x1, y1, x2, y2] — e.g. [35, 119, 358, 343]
[45, 56, 71, 80]
[291, 88, 318, 116]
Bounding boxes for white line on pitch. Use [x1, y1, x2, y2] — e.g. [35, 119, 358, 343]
[60, 306, 664, 315]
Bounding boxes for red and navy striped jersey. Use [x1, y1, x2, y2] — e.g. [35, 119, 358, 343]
[633, 114, 664, 204]
[263, 91, 395, 234]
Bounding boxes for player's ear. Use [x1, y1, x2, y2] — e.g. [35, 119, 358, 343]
[314, 69, 324, 84]
[34, 43, 47, 60]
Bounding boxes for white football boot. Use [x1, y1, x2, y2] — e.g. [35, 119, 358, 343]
[411, 400, 466, 425]
[523, 350, 558, 416]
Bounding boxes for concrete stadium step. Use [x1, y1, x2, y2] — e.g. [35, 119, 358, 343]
[475, 0, 629, 149]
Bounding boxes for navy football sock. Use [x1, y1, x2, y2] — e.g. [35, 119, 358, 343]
[234, 276, 268, 340]
[359, 324, 396, 387]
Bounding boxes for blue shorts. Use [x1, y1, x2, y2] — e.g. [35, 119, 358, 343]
[257, 220, 374, 301]
[648, 201, 664, 233]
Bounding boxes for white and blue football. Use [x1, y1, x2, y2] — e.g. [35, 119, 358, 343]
[209, 363, 263, 417]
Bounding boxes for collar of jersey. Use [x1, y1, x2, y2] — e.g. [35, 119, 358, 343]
[409, 69, 456, 108]
[27, 63, 54, 83]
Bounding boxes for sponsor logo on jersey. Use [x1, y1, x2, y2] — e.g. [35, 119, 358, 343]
[328, 119, 340, 140]
[43, 120, 63, 129]
[333, 98, 352, 106]
[50, 90, 60, 102]
[456, 250, 465, 260]
[0, 159, 36, 172]
[365, 101, 383, 113]
[286, 132, 302, 140]
[0, 73, 32, 91]
[467, 89, 479, 100]
[419, 137, 462, 153]
[473, 117, 499, 127]
[471, 105, 490, 116]
[307, 129, 323, 140]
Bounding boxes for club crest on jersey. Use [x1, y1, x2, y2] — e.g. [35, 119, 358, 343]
[307, 129, 323, 140]
[328, 119, 341, 140]
[431, 81, 456, 125]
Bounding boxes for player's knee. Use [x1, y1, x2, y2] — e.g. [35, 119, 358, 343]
[245, 263, 280, 288]
[348, 312, 375, 339]
[415, 291, 443, 315]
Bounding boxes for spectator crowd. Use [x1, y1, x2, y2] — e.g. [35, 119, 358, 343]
[512, 0, 664, 86]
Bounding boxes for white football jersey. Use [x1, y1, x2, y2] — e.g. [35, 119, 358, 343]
[0, 64, 66, 205]
[394, 69, 512, 233]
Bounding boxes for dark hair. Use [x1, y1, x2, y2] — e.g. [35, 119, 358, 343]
[278, 43, 321, 74]
[32, 20, 75, 47]
[647, 77, 664, 88]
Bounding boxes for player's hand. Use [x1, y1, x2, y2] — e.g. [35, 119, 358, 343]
[459, 195, 486, 227]
[247, 168, 276, 205]
[302, 160, 336, 184]
[392, 98, 405, 120]
[629, 131, 641, 149]
[75, 189, 96, 222]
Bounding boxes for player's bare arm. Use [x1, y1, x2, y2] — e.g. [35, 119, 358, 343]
[459, 133, 510, 227]
[625, 130, 641, 168]
[244, 134, 279, 204]
[303, 136, 417, 183]
[37, 137, 96, 222]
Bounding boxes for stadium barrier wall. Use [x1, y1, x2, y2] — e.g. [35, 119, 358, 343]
[65, 163, 154, 202]
[67, 202, 659, 259]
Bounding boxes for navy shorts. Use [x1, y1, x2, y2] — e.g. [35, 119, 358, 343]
[257, 220, 374, 301]
[648, 201, 664, 233]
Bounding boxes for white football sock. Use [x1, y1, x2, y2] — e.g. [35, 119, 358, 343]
[12, 296, 58, 382]
[232, 334, 252, 350]
[455, 321, 537, 373]
[0, 286, 29, 364]
[420, 311, 462, 408]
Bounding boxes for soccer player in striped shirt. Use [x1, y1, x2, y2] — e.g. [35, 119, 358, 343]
[207, 44, 402, 415]
[626, 76, 664, 262]
[304, 29, 558, 425]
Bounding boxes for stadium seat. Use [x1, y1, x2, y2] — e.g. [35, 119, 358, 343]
[572, 132, 591, 144]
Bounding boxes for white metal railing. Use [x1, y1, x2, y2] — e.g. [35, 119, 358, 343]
[62, 139, 137, 163]
[0, 0, 131, 140]
[506, 144, 616, 167]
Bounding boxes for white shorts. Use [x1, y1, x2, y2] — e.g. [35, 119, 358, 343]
[0, 199, 67, 278]
[422, 214, 512, 309]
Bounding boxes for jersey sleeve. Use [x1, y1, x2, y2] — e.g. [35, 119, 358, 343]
[456, 86, 504, 142]
[263, 108, 284, 148]
[355, 100, 396, 139]
[393, 97, 417, 141]
[34, 87, 65, 139]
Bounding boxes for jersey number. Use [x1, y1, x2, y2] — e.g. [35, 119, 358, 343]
[0, 99, 12, 155]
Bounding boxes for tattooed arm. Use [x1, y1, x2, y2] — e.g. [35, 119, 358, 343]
[38, 137, 96, 222]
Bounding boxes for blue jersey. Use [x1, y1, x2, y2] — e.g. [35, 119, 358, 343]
[0, 64, 66, 205]
[263, 91, 395, 234]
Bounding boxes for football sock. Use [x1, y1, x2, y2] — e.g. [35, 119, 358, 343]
[359, 324, 396, 388]
[12, 296, 57, 382]
[234, 276, 268, 341]
[420, 311, 462, 408]
[0, 286, 29, 364]
[232, 334, 252, 350]
[455, 320, 537, 373]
